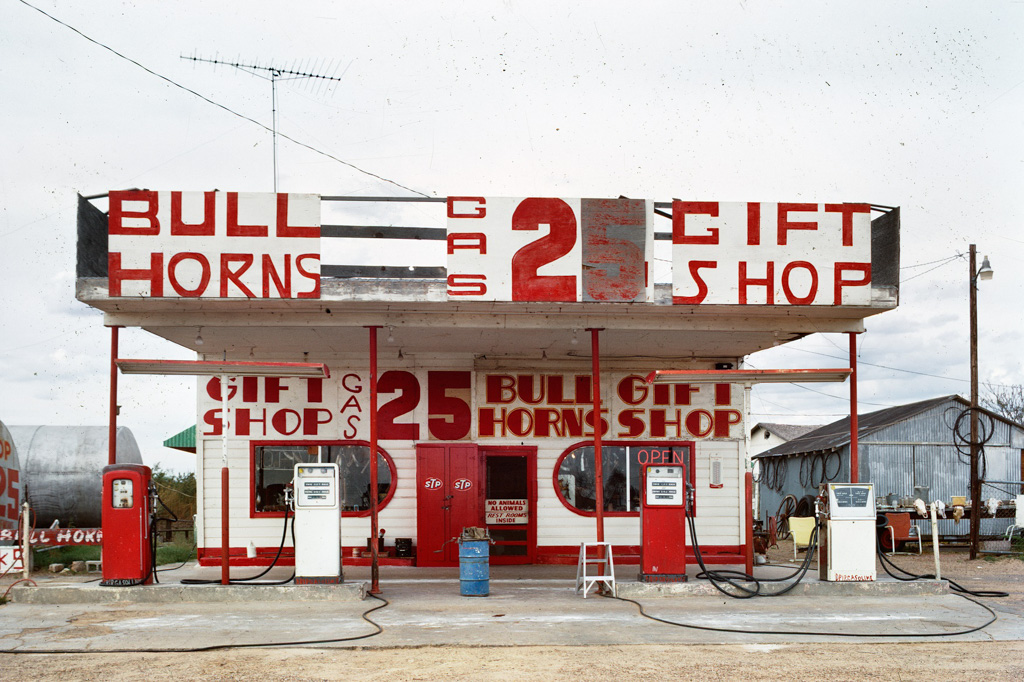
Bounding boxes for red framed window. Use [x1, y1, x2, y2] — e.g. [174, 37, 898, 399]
[250, 440, 396, 518]
[553, 440, 696, 517]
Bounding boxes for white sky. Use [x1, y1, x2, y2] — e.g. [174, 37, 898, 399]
[1, 1, 1022, 472]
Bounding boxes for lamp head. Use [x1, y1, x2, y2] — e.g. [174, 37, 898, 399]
[978, 255, 994, 281]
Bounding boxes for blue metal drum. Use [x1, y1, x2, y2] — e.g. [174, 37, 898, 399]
[459, 539, 490, 596]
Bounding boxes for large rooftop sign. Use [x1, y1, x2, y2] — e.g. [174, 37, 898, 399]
[107, 190, 320, 298]
[447, 197, 873, 306]
[97, 192, 886, 309]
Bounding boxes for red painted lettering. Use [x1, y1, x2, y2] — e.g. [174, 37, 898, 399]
[833, 262, 871, 304]
[685, 409, 714, 438]
[617, 375, 648, 406]
[166, 252, 210, 297]
[220, 254, 256, 297]
[738, 261, 774, 304]
[671, 201, 719, 245]
[109, 190, 160, 235]
[427, 371, 472, 440]
[295, 254, 320, 298]
[781, 260, 818, 304]
[226, 192, 267, 237]
[447, 273, 487, 296]
[276, 193, 319, 238]
[262, 254, 291, 297]
[486, 375, 517, 404]
[824, 203, 870, 247]
[714, 409, 743, 437]
[170, 191, 216, 236]
[746, 202, 761, 245]
[447, 196, 487, 218]
[511, 197, 577, 302]
[446, 233, 487, 254]
[777, 203, 818, 245]
[672, 261, 716, 305]
[108, 252, 164, 297]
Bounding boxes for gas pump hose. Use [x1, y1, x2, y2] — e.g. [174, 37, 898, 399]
[599, 518, 1003, 638]
[180, 506, 295, 586]
[0, 593, 388, 654]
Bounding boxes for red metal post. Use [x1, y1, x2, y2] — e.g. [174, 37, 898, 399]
[108, 326, 120, 466]
[849, 332, 859, 483]
[367, 326, 381, 594]
[221, 466, 230, 584]
[745, 471, 754, 575]
[588, 328, 605, 545]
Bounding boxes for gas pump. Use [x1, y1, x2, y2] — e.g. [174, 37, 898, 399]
[100, 463, 154, 586]
[818, 482, 876, 582]
[638, 463, 688, 582]
[292, 462, 342, 585]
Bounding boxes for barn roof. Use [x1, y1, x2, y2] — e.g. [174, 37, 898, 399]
[753, 395, 982, 458]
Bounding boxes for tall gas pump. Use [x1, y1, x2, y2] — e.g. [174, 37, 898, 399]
[292, 462, 342, 585]
[639, 463, 688, 582]
[818, 482, 876, 582]
[100, 463, 154, 586]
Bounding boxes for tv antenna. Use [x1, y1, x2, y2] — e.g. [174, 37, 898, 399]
[181, 54, 350, 191]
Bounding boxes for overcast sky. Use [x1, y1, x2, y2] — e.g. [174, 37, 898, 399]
[2, 1, 1022, 472]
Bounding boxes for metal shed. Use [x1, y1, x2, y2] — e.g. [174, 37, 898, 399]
[754, 395, 1024, 539]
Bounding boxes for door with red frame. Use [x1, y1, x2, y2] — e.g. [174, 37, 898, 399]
[416, 443, 484, 566]
[483, 446, 537, 565]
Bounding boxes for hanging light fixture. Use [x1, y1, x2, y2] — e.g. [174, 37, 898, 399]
[195, 327, 204, 346]
[387, 326, 395, 343]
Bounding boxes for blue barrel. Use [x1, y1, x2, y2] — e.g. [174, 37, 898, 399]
[459, 540, 490, 596]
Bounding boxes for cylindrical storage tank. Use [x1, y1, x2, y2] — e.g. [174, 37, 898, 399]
[7, 426, 143, 528]
[0, 420, 22, 532]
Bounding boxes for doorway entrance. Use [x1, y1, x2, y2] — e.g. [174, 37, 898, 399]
[483, 446, 536, 564]
[415, 443, 536, 567]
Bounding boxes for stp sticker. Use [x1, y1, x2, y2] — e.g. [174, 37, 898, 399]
[453, 478, 473, 491]
[423, 477, 443, 490]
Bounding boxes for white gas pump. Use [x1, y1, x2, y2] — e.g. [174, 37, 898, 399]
[292, 463, 342, 585]
[819, 482, 876, 582]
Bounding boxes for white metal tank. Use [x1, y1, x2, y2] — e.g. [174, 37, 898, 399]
[0, 420, 21, 531]
[7, 426, 143, 528]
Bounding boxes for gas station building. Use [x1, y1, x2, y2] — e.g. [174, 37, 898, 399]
[75, 193, 899, 573]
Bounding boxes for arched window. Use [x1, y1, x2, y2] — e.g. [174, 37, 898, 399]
[553, 441, 694, 516]
[252, 441, 396, 517]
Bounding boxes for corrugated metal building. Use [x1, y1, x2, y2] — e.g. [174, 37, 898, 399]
[755, 395, 1024, 538]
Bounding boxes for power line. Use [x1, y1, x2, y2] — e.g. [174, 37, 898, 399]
[17, 0, 430, 198]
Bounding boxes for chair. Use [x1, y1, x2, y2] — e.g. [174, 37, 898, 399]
[882, 512, 922, 555]
[1005, 495, 1024, 543]
[790, 516, 816, 559]
[575, 542, 615, 598]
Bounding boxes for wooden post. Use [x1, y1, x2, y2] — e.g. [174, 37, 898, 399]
[969, 244, 981, 560]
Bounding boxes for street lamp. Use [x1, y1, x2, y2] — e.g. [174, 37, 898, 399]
[969, 244, 993, 559]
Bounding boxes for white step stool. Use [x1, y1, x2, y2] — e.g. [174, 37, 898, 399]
[575, 542, 615, 598]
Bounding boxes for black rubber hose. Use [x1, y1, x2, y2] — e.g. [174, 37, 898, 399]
[0, 593, 388, 654]
[180, 506, 294, 586]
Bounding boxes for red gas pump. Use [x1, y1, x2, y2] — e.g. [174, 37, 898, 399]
[100, 464, 154, 586]
[639, 463, 688, 582]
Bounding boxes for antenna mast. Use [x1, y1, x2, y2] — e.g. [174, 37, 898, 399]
[182, 55, 348, 192]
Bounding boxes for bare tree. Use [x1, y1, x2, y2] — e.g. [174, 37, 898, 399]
[983, 383, 1024, 425]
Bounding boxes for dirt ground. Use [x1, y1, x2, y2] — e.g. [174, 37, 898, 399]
[1, 641, 1023, 681]
[2, 543, 1022, 681]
